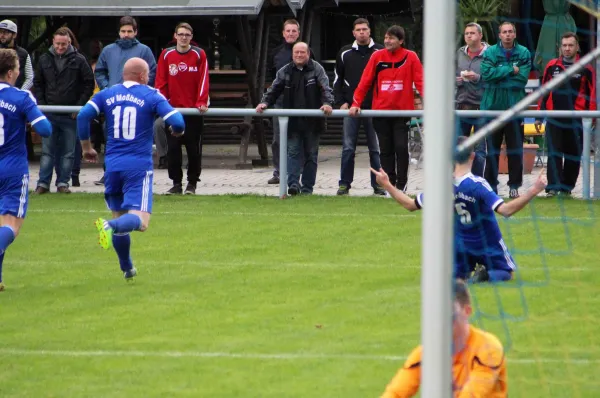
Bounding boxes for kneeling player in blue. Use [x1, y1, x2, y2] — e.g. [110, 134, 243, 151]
[371, 135, 547, 283]
[0, 49, 52, 290]
[77, 58, 184, 280]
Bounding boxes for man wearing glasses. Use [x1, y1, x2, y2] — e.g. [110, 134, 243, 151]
[155, 22, 209, 195]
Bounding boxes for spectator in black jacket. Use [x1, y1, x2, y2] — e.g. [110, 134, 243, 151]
[334, 18, 384, 196]
[267, 19, 303, 185]
[257, 42, 333, 196]
[33, 27, 94, 194]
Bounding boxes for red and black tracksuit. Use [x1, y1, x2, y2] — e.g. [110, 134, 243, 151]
[538, 56, 596, 192]
[155, 46, 209, 186]
[352, 47, 424, 190]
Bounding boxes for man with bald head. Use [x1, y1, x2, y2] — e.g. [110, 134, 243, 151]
[258, 41, 333, 195]
[76, 57, 185, 281]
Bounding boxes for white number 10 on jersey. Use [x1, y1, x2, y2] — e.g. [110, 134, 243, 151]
[112, 106, 137, 140]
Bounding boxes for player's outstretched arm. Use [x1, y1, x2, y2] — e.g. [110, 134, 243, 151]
[370, 168, 420, 212]
[496, 170, 547, 218]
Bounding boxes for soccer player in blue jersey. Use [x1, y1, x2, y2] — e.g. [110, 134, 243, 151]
[77, 57, 184, 280]
[371, 135, 547, 283]
[0, 49, 52, 291]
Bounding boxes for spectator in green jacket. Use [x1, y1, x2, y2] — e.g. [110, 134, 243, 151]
[480, 21, 531, 198]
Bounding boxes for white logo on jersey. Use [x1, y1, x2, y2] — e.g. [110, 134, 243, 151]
[178, 62, 188, 72]
[189, 66, 198, 72]
[169, 64, 178, 76]
[381, 80, 403, 92]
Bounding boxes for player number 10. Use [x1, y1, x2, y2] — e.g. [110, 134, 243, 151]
[0, 113, 4, 146]
[455, 202, 472, 225]
[112, 105, 137, 140]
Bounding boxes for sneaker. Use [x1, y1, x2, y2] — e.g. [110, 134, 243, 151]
[560, 190, 572, 197]
[94, 176, 105, 186]
[546, 190, 558, 198]
[57, 186, 71, 194]
[509, 188, 519, 199]
[373, 186, 386, 196]
[71, 176, 80, 187]
[124, 267, 137, 281]
[34, 186, 49, 194]
[94, 218, 113, 250]
[158, 156, 168, 169]
[288, 184, 300, 196]
[336, 185, 349, 195]
[0, 282, 4, 292]
[166, 184, 183, 195]
[184, 184, 196, 195]
[470, 265, 490, 284]
[268, 176, 280, 184]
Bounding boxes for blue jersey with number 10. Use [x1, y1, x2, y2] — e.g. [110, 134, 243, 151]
[87, 81, 179, 172]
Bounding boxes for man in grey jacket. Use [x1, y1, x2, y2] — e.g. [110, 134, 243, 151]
[257, 42, 333, 196]
[456, 22, 488, 177]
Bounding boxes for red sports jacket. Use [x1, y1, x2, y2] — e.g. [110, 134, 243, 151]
[352, 47, 424, 110]
[155, 46, 209, 108]
[538, 55, 596, 112]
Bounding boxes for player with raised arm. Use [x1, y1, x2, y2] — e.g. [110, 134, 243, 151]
[77, 57, 184, 280]
[0, 49, 52, 291]
[371, 135, 547, 283]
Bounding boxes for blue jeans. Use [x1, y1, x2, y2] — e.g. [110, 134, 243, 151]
[339, 117, 381, 189]
[288, 128, 319, 193]
[37, 115, 77, 188]
[458, 117, 487, 178]
[57, 140, 81, 178]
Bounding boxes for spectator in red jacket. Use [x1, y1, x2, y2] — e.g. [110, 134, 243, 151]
[536, 32, 596, 197]
[350, 25, 424, 192]
[155, 22, 209, 195]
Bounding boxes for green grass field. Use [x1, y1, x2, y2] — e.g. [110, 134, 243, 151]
[0, 194, 598, 397]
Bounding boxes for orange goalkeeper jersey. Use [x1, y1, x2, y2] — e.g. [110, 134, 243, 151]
[381, 325, 507, 398]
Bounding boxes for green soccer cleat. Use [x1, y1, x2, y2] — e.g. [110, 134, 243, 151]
[95, 218, 113, 250]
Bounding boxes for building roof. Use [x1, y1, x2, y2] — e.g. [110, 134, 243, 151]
[0, 0, 266, 16]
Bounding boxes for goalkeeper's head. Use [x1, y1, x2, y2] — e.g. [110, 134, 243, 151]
[452, 279, 473, 349]
[454, 135, 475, 165]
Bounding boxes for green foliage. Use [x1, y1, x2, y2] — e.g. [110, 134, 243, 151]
[458, 0, 511, 45]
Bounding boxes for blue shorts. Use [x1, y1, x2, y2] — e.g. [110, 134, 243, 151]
[104, 170, 153, 213]
[455, 240, 517, 279]
[0, 174, 29, 218]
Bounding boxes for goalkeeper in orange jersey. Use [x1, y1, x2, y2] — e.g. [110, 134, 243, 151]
[381, 280, 507, 398]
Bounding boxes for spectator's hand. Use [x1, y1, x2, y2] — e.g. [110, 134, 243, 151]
[592, 119, 597, 130]
[198, 105, 209, 114]
[462, 71, 478, 81]
[321, 104, 333, 116]
[534, 120, 543, 134]
[456, 76, 463, 83]
[532, 168, 548, 194]
[370, 167, 391, 188]
[169, 126, 184, 138]
[71, 113, 77, 119]
[513, 65, 520, 74]
[349, 106, 360, 117]
[340, 103, 349, 110]
[256, 103, 268, 114]
[83, 148, 98, 163]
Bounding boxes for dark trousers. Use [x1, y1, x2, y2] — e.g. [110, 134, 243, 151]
[484, 120, 524, 191]
[546, 119, 583, 192]
[167, 115, 203, 185]
[339, 117, 381, 189]
[456, 104, 486, 178]
[287, 128, 319, 193]
[373, 117, 410, 190]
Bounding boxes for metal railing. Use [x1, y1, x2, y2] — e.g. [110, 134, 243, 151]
[39, 105, 600, 199]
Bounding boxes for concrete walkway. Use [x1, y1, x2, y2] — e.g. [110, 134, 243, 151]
[27, 145, 592, 198]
